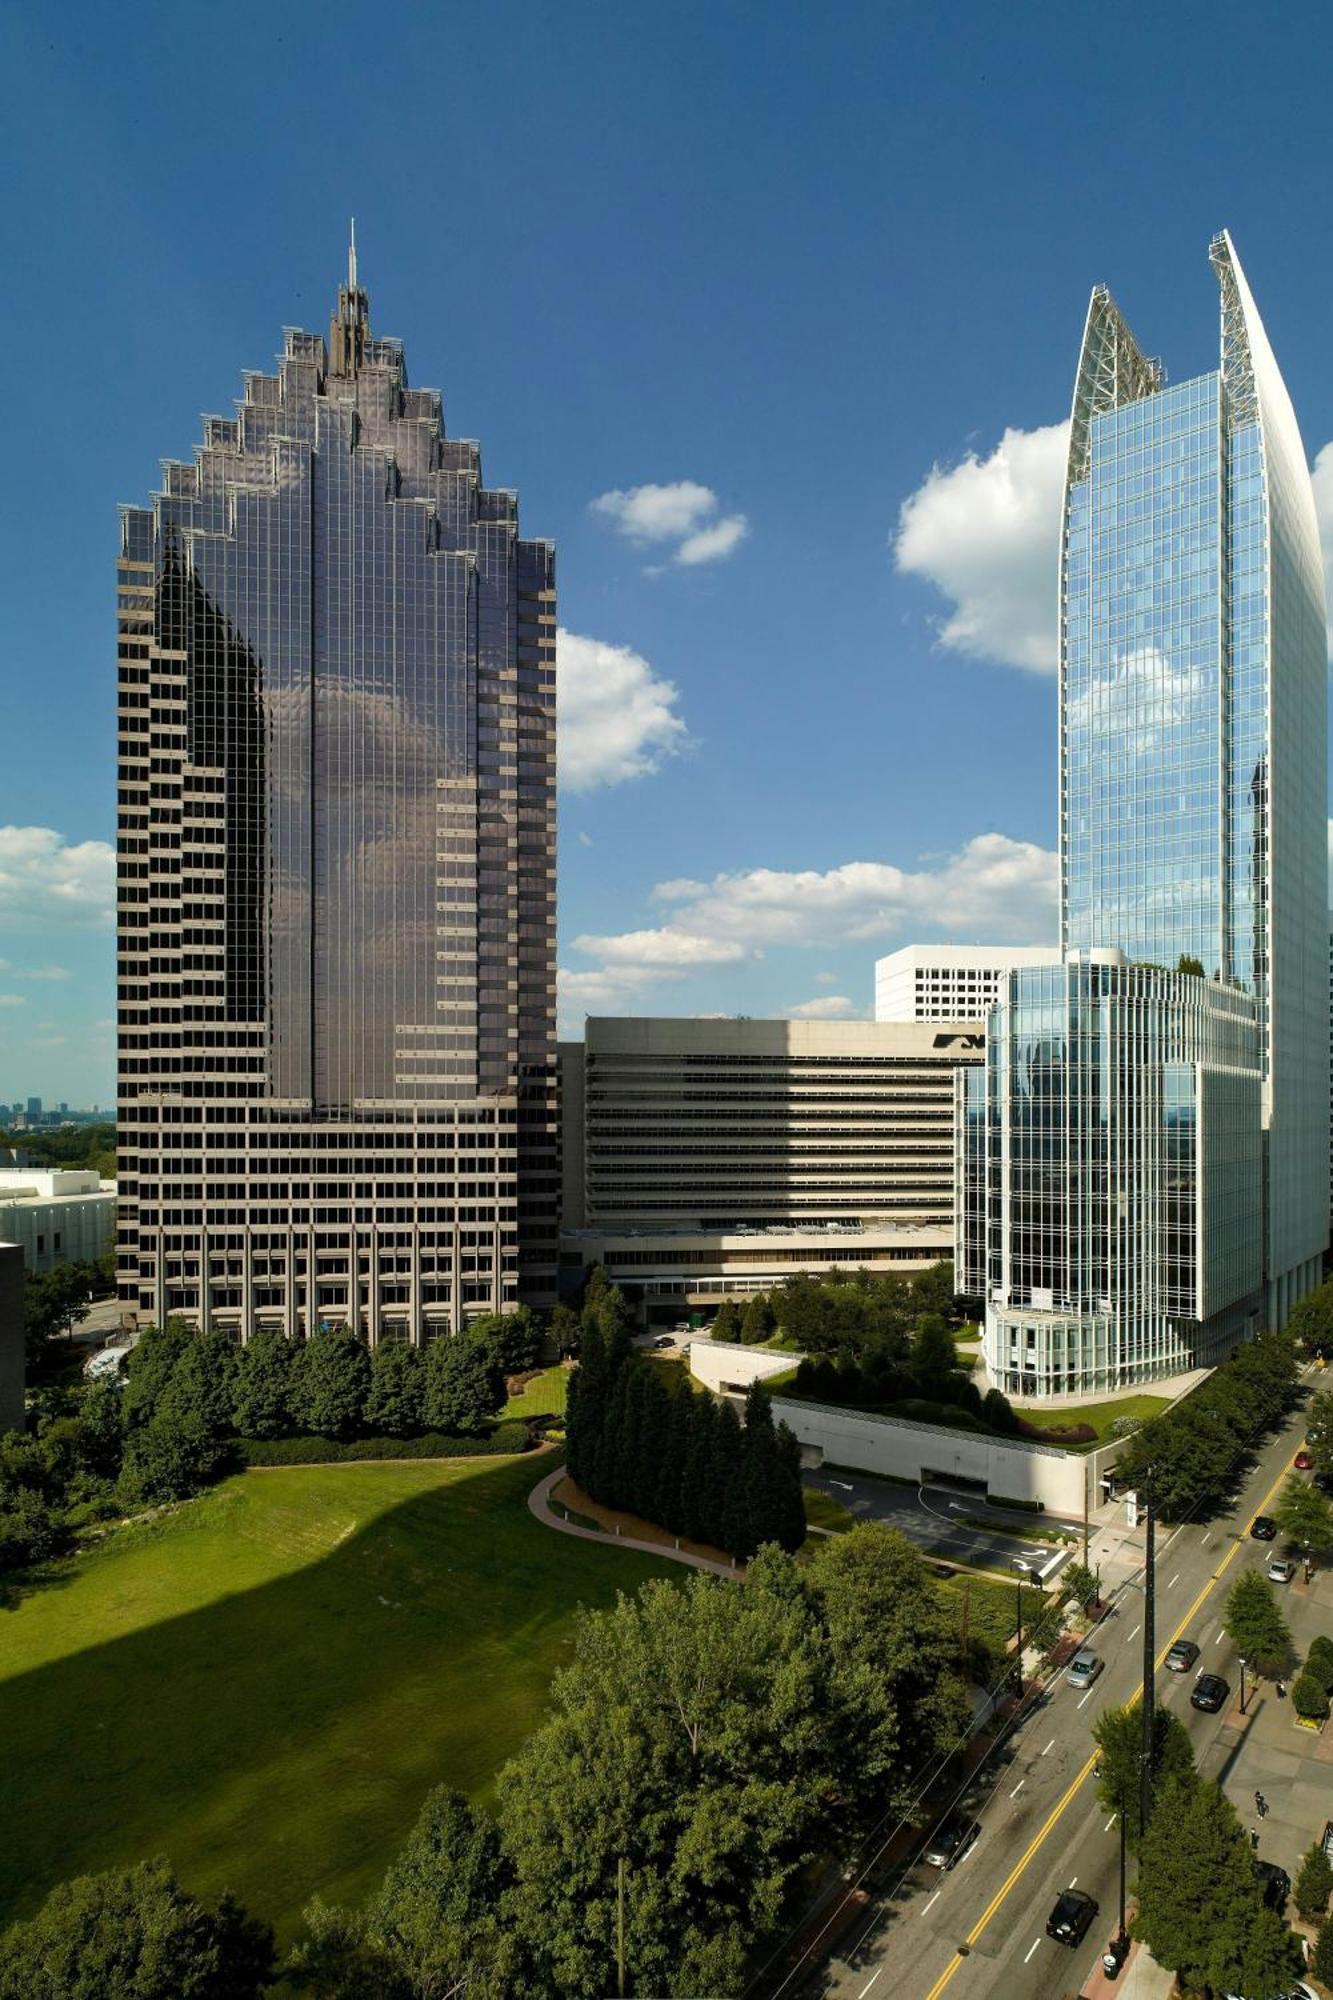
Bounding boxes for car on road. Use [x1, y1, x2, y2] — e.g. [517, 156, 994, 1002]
[1224, 1985, 1316, 2000]
[1267, 1556, 1296, 1584]
[922, 1814, 980, 1869]
[1254, 1860, 1290, 1911]
[1046, 1887, 1098, 1947]
[1294, 1449, 1314, 1470]
[1166, 1639, 1200, 1673]
[1191, 1672, 1230, 1712]
[1250, 1516, 1278, 1540]
[1065, 1649, 1103, 1691]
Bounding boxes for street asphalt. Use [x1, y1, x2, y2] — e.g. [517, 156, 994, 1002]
[804, 1467, 1077, 1576]
[781, 1368, 1327, 2000]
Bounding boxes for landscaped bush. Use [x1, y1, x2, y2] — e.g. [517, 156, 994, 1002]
[1291, 1669, 1330, 1721]
[1305, 1633, 1333, 1694]
[236, 1420, 532, 1466]
[1294, 1839, 1333, 1921]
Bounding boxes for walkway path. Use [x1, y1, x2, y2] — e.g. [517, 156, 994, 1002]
[526, 1466, 741, 1579]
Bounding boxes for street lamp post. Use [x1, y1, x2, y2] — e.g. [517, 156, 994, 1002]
[1139, 1479, 1157, 1841]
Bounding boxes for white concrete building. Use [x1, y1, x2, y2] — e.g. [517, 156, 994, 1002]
[0, 1170, 116, 1273]
[874, 944, 1058, 1024]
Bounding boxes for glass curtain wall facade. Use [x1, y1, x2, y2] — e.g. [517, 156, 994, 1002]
[116, 259, 559, 1340]
[962, 232, 1327, 1394]
[958, 956, 1262, 1396]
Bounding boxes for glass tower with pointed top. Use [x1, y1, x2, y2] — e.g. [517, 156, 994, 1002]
[959, 234, 1328, 1395]
[116, 259, 559, 1340]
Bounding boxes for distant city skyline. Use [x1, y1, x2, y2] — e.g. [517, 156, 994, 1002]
[6, 7, 1333, 1105]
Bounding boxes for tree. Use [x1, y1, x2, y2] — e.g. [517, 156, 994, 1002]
[711, 1398, 748, 1556]
[466, 1308, 543, 1375]
[911, 1315, 957, 1389]
[806, 1523, 971, 1815]
[1306, 1633, 1333, 1693]
[1294, 1839, 1333, 1922]
[1116, 1405, 1240, 1521]
[422, 1337, 504, 1435]
[118, 1411, 227, 1506]
[710, 1298, 742, 1344]
[1062, 1561, 1100, 1613]
[740, 1384, 805, 1558]
[680, 1393, 719, 1546]
[1315, 1910, 1333, 1987]
[284, 1900, 403, 2000]
[1291, 1669, 1330, 1721]
[1308, 1390, 1333, 1475]
[1224, 1569, 1291, 1676]
[1288, 1282, 1333, 1359]
[371, 1786, 514, 2000]
[496, 1568, 828, 2000]
[1092, 1701, 1195, 1849]
[1175, 953, 1205, 978]
[739, 1294, 776, 1345]
[121, 1320, 195, 1431]
[1274, 1473, 1333, 1557]
[982, 1386, 1019, 1434]
[0, 1857, 275, 1999]
[1132, 1773, 1287, 1996]
[0, 1486, 64, 1572]
[550, 1302, 581, 1359]
[288, 1328, 371, 1440]
[910, 1260, 956, 1318]
[230, 1330, 293, 1440]
[362, 1342, 425, 1438]
[159, 1329, 240, 1437]
[22, 1262, 103, 1367]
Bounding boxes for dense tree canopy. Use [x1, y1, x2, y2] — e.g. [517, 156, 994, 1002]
[1092, 1701, 1195, 1849]
[1116, 1332, 1298, 1520]
[1223, 1569, 1291, 1676]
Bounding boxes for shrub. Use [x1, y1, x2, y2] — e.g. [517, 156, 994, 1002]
[0, 1488, 66, 1572]
[1290, 1669, 1330, 1721]
[1305, 1633, 1333, 1694]
[1315, 1910, 1333, 1988]
[118, 1412, 230, 1506]
[235, 1421, 531, 1467]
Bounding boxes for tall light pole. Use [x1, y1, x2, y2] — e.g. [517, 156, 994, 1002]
[1238, 1656, 1248, 1716]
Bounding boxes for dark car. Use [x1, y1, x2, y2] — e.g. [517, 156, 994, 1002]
[1250, 1516, 1278, 1540]
[1294, 1450, 1314, 1470]
[923, 1814, 980, 1870]
[1255, 1860, 1290, 1911]
[1191, 1673, 1230, 1712]
[1046, 1887, 1098, 1947]
[1166, 1639, 1200, 1674]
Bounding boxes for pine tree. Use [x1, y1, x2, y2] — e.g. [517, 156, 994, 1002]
[739, 1294, 776, 1345]
[1314, 1911, 1333, 1988]
[712, 1399, 748, 1557]
[711, 1299, 742, 1343]
[611, 1366, 647, 1513]
[566, 1320, 606, 1490]
[589, 1366, 630, 1507]
[741, 1382, 780, 1553]
[681, 1395, 718, 1543]
[655, 1387, 693, 1534]
[634, 1369, 671, 1520]
[1294, 1840, 1333, 1922]
[773, 1422, 808, 1553]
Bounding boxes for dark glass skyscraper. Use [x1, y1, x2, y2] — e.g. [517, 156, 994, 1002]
[117, 250, 558, 1339]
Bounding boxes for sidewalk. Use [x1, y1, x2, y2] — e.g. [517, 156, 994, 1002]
[526, 1466, 740, 1578]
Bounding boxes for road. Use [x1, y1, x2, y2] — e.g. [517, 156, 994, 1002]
[804, 1468, 1076, 1575]
[791, 1378, 1319, 2000]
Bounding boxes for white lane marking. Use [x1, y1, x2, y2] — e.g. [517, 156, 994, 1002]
[1104, 1815, 1115, 1832]
[1069, 1876, 1078, 1887]
[1042, 1738, 1055, 1755]
[1168, 1572, 1181, 1588]
[1024, 1939, 1041, 1963]
[1129, 1624, 1141, 1639]
[922, 1889, 941, 1916]
[1010, 1778, 1025, 1797]
[858, 1971, 883, 1999]
[1077, 1689, 1095, 1709]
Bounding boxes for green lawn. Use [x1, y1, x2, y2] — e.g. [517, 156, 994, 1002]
[504, 1364, 569, 1417]
[802, 1488, 854, 1535]
[1013, 1392, 1170, 1446]
[0, 1455, 667, 1944]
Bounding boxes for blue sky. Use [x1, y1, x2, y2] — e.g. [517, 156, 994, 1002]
[4, 0, 1333, 1103]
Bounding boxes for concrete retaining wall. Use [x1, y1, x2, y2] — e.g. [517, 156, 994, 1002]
[687, 1338, 804, 1394]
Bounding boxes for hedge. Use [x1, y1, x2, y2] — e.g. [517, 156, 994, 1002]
[236, 1420, 533, 1467]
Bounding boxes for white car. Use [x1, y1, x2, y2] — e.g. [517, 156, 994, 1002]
[1266, 1556, 1296, 1584]
[1065, 1649, 1103, 1690]
[85, 1346, 127, 1381]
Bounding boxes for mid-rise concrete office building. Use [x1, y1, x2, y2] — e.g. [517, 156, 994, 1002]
[561, 1017, 979, 1307]
[961, 233, 1328, 1395]
[875, 944, 1057, 1023]
[116, 247, 558, 1341]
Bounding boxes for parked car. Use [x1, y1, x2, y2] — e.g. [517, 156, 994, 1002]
[922, 1814, 980, 1870]
[1166, 1639, 1200, 1673]
[1046, 1888, 1098, 1947]
[1250, 1516, 1278, 1540]
[1294, 1449, 1314, 1470]
[1191, 1673, 1229, 1712]
[1065, 1650, 1103, 1691]
[1255, 1860, 1290, 1911]
[1224, 1985, 1316, 2000]
[1267, 1556, 1295, 1584]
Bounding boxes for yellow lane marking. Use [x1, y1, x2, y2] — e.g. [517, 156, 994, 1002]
[921, 1451, 1297, 2000]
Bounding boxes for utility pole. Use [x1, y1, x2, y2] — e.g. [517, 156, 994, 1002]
[1139, 1479, 1156, 1839]
[1015, 1576, 1025, 1695]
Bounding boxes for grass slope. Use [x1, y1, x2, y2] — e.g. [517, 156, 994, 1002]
[504, 1364, 570, 1417]
[0, 1455, 666, 1943]
[1013, 1392, 1169, 1445]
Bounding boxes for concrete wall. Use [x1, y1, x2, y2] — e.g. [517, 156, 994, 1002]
[0, 1241, 24, 1433]
[687, 1338, 804, 1394]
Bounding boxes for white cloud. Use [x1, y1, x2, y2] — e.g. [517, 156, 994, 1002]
[0, 995, 26, 1008]
[0, 827, 115, 929]
[591, 480, 749, 567]
[577, 832, 594, 849]
[557, 629, 688, 792]
[572, 928, 748, 968]
[814, 970, 839, 986]
[16, 965, 70, 982]
[894, 421, 1067, 674]
[786, 994, 863, 1019]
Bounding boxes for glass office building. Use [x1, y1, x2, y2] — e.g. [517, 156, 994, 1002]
[116, 251, 559, 1338]
[961, 233, 1327, 1393]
